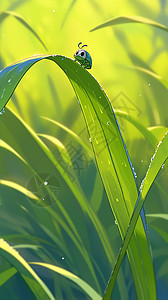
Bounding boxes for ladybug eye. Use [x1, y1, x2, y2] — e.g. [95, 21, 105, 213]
[81, 52, 84, 56]
[76, 51, 79, 55]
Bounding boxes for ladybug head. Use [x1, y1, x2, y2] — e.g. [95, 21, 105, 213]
[74, 49, 87, 59]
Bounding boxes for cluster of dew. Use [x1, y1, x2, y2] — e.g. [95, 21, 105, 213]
[132, 166, 137, 178]
[140, 131, 168, 192]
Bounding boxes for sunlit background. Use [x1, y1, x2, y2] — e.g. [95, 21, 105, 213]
[0, 0, 168, 299]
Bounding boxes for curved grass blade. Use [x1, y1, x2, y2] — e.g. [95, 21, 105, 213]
[0, 263, 102, 300]
[115, 110, 158, 147]
[0, 267, 17, 286]
[61, 0, 77, 29]
[41, 116, 93, 158]
[90, 15, 168, 32]
[0, 54, 154, 299]
[0, 58, 115, 267]
[0, 239, 55, 299]
[0, 11, 47, 50]
[0, 180, 39, 200]
[38, 133, 72, 165]
[0, 141, 103, 296]
[31, 262, 102, 300]
[103, 131, 168, 299]
[0, 139, 27, 163]
[146, 214, 168, 222]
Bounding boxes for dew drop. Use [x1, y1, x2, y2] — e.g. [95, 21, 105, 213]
[148, 83, 150, 86]
[0, 108, 5, 115]
[115, 220, 118, 225]
[107, 122, 109, 125]
[53, 9, 55, 12]
[141, 160, 143, 163]
[8, 79, 11, 83]
[139, 94, 141, 97]
[44, 181, 48, 185]
[99, 96, 101, 99]
[89, 137, 92, 142]
[61, 257, 65, 260]
[1, 88, 5, 98]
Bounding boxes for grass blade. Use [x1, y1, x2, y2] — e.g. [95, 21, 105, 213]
[0, 267, 17, 286]
[0, 239, 55, 299]
[103, 131, 168, 299]
[0, 180, 39, 200]
[41, 116, 93, 157]
[90, 15, 168, 32]
[31, 262, 102, 300]
[0, 54, 155, 299]
[0, 11, 47, 50]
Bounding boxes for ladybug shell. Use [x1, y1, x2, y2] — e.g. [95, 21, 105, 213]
[74, 49, 92, 69]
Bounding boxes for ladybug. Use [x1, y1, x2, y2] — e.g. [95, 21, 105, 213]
[74, 42, 92, 69]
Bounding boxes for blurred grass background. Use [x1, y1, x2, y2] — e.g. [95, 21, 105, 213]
[0, 0, 168, 299]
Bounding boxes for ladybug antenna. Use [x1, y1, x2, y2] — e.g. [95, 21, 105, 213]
[78, 42, 88, 49]
[81, 44, 87, 48]
[78, 42, 82, 48]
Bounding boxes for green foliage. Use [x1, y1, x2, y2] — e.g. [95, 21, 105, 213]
[0, 239, 55, 299]
[0, 53, 158, 299]
[0, 1, 168, 299]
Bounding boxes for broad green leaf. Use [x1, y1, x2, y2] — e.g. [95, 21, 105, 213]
[31, 262, 102, 300]
[0, 54, 155, 299]
[0, 11, 47, 50]
[90, 15, 168, 32]
[103, 131, 168, 299]
[0, 239, 55, 299]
